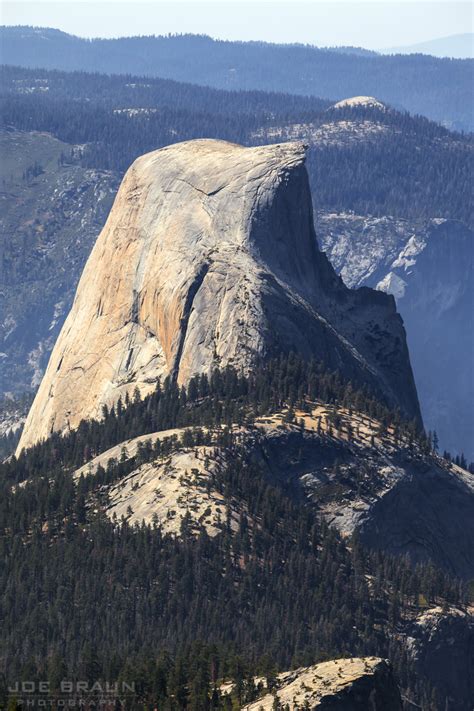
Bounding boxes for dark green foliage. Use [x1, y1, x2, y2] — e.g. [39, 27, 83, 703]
[0, 428, 20, 459]
[308, 119, 473, 225]
[21, 160, 44, 182]
[4, 354, 422, 485]
[0, 356, 463, 709]
[0, 445, 463, 710]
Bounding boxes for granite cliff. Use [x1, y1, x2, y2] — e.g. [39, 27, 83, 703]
[18, 139, 420, 452]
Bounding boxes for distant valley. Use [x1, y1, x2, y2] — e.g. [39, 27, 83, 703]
[319, 214, 474, 461]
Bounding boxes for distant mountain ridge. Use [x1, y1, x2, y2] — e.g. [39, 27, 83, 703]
[0, 26, 472, 130]
[383, 33, 474, 59]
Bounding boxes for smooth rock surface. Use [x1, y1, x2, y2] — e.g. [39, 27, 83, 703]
[253, 407, 474, 579]
[103, 447, 238, 537]
[18, 140, 420, 451]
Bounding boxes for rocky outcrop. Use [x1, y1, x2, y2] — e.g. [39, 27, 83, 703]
[95, 443, 239, 537]
[332, 96, 387, 110]
[318, 213, 474, 460]
[253, 408, 474, 579]
[75, 404, 474, 578]
[354, 458, 474, 579]
[18, 139, 420, 452]
[241, 657, 402, 710]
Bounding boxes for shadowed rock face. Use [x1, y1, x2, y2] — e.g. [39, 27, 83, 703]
[17, 139, 420, 451]
[405, 607, 474, 710]
[318, 214, 474, 460]
[71, 402, 474, 578]
[248, 411, 474, 580]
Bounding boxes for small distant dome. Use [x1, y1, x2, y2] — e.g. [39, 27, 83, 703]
[332, 96, 386, 110]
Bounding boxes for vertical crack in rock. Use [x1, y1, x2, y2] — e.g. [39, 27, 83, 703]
[130, 289, 140, 324]
[171, 262, 210, 381]
[124, 348, 134, 372]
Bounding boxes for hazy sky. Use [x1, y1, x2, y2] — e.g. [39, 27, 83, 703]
[1, 1, 471, 49]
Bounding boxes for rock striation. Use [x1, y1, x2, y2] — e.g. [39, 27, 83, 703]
[18, 139, 420, 452]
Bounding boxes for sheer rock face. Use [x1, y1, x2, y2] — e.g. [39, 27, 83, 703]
[318, 213, 474, 460]
[405, 607, 474, 710]
[17, 139, 420, 451]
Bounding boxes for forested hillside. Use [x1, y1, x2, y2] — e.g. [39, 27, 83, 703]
[1, 27, 472, 130]
[0, 127, 118, 398]
[2, 356, 472, 710]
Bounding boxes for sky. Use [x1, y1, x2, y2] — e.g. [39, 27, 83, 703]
[1, 1, 472, 49]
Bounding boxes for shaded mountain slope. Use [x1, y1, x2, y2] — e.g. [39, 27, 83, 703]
[0, 129, 118, 394]
[75, 403, 474, 580]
